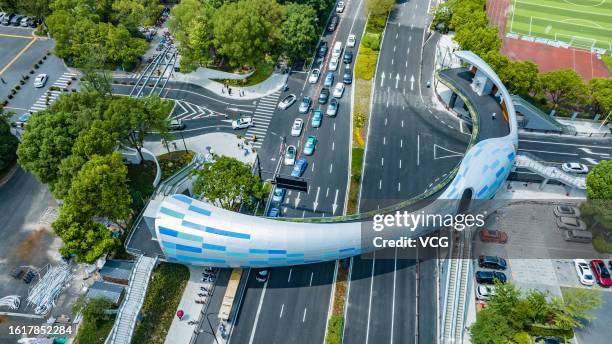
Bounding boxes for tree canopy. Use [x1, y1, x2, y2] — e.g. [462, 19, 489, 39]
[0, 112, 19, 173]
[539, 69, 588, 110]
[281, 3, 319, 61]
[589, 78, 612, 115]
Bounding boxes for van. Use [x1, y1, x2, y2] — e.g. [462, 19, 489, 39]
[564, 230, 592, 243]
[332, 41, 342, 58]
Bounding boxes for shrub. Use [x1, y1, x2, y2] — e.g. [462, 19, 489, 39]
[355, 46, 379, 80]
[29, 70, 34, 74]
[326, 316, 344, 344]
[20, 80, 25, 85]
[34, 64, 39, 69]
[593, 236, 612, 253]
[2, 100, 8, 106]
[11, 89, 16, 95]
[8, 94, 13, 99]
[15, 85, 21, 90]
[38, 60, 43, 64]
[361, 33, 381, 51]
[71, 76, 77, 81]
[42, 55, 47, 60]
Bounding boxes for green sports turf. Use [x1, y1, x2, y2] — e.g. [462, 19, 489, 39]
[507, 0, 612, 50]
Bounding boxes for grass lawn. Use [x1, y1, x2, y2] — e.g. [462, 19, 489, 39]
[158, 150, 194, 180]
[214, 58, 276, 87]
[126, 160, 156, 212]
[75, 317, 114, 344]
[131, 263, 190, 344]
[602, 55, 612, 74]
[347, 148, 364, 215]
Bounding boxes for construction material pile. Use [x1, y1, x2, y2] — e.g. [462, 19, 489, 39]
[26, 264, 72, 315]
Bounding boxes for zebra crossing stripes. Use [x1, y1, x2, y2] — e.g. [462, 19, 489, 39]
[245, 90, 281, 148]
[29, 72, 78, 113]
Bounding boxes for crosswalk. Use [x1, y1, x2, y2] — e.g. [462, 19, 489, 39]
[29, 72, 78, 112]
[244, 90, 281, 148]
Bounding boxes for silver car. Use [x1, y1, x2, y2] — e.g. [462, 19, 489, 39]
[33, 74, 48, 88]
[556, 216, 587, 231]
[290, 118, 303, 137]
[284, 145, 296, 165]
[553, 205, 580, 218]
[562, 162, 588, 174]
[278, 94, 297, 110]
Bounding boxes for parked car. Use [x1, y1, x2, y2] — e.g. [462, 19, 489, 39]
[291, 118, 304, 137]
[232, 117, 253, 129]
[574, 259, 594, 286]
[268, 208, 280, 217]
[0, 12, 6, 21]
[332, 82, 345, 98]
[561, 162, 588, 174]
[590, 260, 612, 287]
[343, 50, 353, 64]
[20, 16, 31, 27]
[291, 158, 308, 177]
[318, 88, 330, 104]
[11, 113, 32, 127]
[308, 69, 321, 84]
[10, 15, 23, 26]
[347, 34, 356, 47]
[272, 188, 286, 203]
[553, 205, 580, 218]
[327, 99, 338, 117]
[33, 73, 47, 88]
[534, 337, 563, 344]
[256, 269, 269, 282]
[476, 285, 495, 301]
[343, 69, 353, 84]
[324, 72, 334, 87]
[479, 229, 508, 243]
[328, 56, 339, 71]
[556, 216, 587, 231]
[311, 109, 323, 128]
[303, 135, 317, 155]
[278, 94, 297, 110]
[298, 96, 311, 113]
[284, 145, 296, 165]
[475, 271, 507, 285]
[168, 119, 185, 130]
[478, 256, 507, 270]
[1, 13, 14, 25]
[328, 15, 339, 32]
[563, 229, 592, 243]
[336, 1, 345, 12]
[318, 41, 328, 58]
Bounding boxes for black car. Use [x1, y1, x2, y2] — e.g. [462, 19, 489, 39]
[318, 88, 330, 104]
[328, 15, 339, 32]
[343, 51, 353, 64]
[343, 69, 353, 84]
[318, 41, 328, 58]
[478, 255, 507, 270]
[10, 15, 23, 26]
[2, 13, 14, 25]
[475, 271, 507, 285]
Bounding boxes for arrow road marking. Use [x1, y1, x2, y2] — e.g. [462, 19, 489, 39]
[294, 192, 301, 208]
[332, 189, 339, 215]
[395, 73, 400, 88]
[582, 158, 599, 165]
[313, 187, 320, 212]
[380, 72, 385, 87]
[410, 75, 415, 91]
[578, 147, 610, 157]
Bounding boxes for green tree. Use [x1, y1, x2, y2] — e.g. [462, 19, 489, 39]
[469, 308, 516, 344]
[551, 288, 602, 330]
[589, 78, 612, 115]
[449, 0, 488, 30]
[500, 60, 540, 96]
[193, 156, 264, 210]
[282, 3, 318, 60]
[168, 0, 216, 71]
[366, 0, 394, 16]
[455, 23, 501, 57]
[0, 112, 19, 173]
[111, 0, 145, 33]
[581, 160, 612, 236]
[539, 69, 588, 111]
[213, 0, 284, 66]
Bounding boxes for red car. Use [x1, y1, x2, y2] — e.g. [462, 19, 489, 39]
[590, 260, 612, 287]
[479, 229, 508, 244]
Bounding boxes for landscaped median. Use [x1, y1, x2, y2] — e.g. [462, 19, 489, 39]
[325, 259, 350, 344]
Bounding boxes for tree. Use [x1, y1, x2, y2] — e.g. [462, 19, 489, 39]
[213, 0, 284, 66]
[551, 288, 602, 330]
[589, 78, 612, 115]
[0, 112, 19, 173]
[469, 308, 516, 344]
[193, 156, 264, 210]
[366, 0, 394, 16]
[585, 160, 612, 200]
[455, 23, 501, 57]
[79, 52, 115, 97]
[539, 69, 588, 111]
[168, 0, 216, 71]
[111, 0, 145, 33]
[281, 3, 318, 60]
[581, 160, 612, 235]
[500, 60, 540, 96]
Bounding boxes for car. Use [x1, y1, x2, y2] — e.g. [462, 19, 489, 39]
[553, 205, 580, 218]
[336, 1, 345, 12]
[561, 162, 588, 174]
[590, 260, 612, 287]
[343, 69, 353, 84]
[256, 269, 269, 282]
[476, 285, 495, 300]
[534, 337, 563, 344]
[308, 69, 321, 84]
[272, 188, 285, 203]
[303, 135, 317, 155]
[278, 94, 297, 110]
[332, 82, 345, 98]
[318, 41, 328, 58]
[291, 158, 308, 177]
[556, 216, 587, 231]
[20, 16, 31, 27]
[268, 208, 280, 217]
[1, 13, 13, 25]
[318, 88, 330, 104]
[33, 73, 47, 88]
[0, 12, 5, 21]
[311, 109, 323, 128]
[347, 34, 356, 47]
[298, 96, 311, 113]
[327, 99, 338, 116]
[574, 259, 594, 286]
[328, 15, 339, 32]
[478, 256, 507, 270]
[11, 113, 32, 128]
[479, 229, 508, 243]
[343, 50, 353, 64]
[328, 56, 339, 71]
[10, 15, 23, 26]
[284, 145, 296, 165]
[332, 41, 343, 58]
[324, 72, 334, 87]
[475, 271, 507, 285]
[232, 117, 253, 129]
[291, 118, 303, 137]
[168, 119, 185, 130]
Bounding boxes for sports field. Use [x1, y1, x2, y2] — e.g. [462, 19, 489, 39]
[507, 0, 612, 50]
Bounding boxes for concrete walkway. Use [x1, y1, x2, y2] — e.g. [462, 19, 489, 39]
[173, 70, 288, 100]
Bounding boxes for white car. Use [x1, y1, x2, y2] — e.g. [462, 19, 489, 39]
[328, 57, 339, 71]
[332, 82, 345, 98]
[475, 285, 495, 301]
[278, 94, 297, 110]
[347, 34, 356, 47]
[33, 74, 48, 88]
[336, 1, 345, 12]
[284, 145, 296, 165]
[231, 117, 253, 129]
[308, 69, 321, 83]
[561, 162, 588, 174]
[255, 270, 269, 282]
[291, 118, 303, 137]
[574, 259, 594, 286]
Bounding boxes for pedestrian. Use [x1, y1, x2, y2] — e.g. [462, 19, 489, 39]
[491, 112, 496, 120]
[228, 87, 232, 95]
[0, 77, 5, 84]
[172, 142, 178, 150]
[221, 87, 224, 94]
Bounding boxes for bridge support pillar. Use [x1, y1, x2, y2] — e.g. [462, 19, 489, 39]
[449, 92, 458, 109]
[539, 178, 549, 190]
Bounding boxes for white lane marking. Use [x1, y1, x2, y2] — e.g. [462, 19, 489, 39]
[248, 276, 269, 344]
[365, 251, 376, 344]
[383, 137, 386, 145]
[405, 60, 408, 67]
[517, 148, 578, 156]
[288, 268, 292, 282]
[379, 180, 382, 190]
[582, 157, 599, 164]
[332, 141, 335, 150]
[309, 272, 314, 286]
[577, 147, 610, 156]
[417, 134, 420, 166]
[397, 182, 401, 192]
[302, 308, 308, 322]
[381, 157, 384, 166]
[520, 139, 612, 150]
[326, 187, 329, 198]
[390, 247, 398, 344]
[394, 45, 396, 51]
[385, 118, 388, 126]
[391, 58, 394, 65]
[333, 122, 336, 131]
[399, 160, 402, 168]
[330, 163, 333, 174]
[311, 161, 315, 171]
[401, 120, 404, 127]
[280, 304, 284, 318]
[400, 139, 403, 148]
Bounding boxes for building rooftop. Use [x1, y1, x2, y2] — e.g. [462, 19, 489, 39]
[100, 260, 134, 281]
[87, 281, 124, 305]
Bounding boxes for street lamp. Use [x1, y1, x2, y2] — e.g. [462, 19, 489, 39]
[197, 312, 221, 344]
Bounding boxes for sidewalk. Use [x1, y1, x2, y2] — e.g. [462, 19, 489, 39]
[494, 180, 586, 200]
